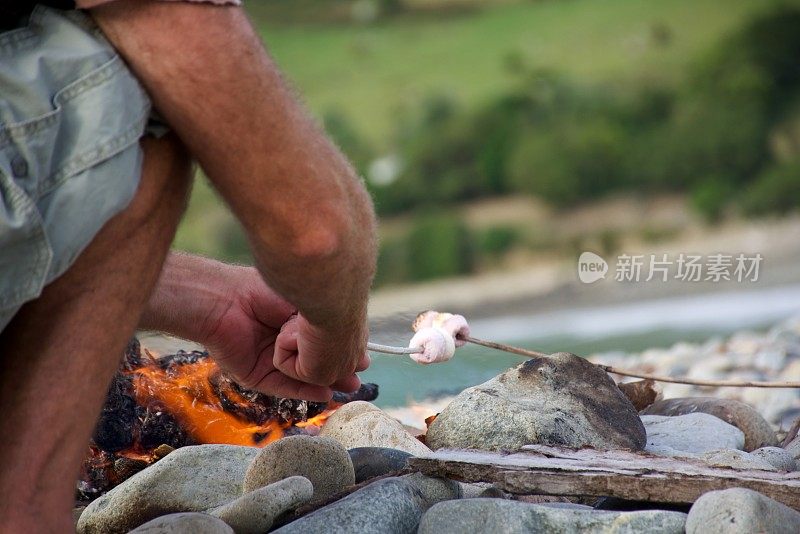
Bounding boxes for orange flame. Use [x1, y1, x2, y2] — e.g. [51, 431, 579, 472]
[295, 409, 335, 430]
[129, 357, 290, 447]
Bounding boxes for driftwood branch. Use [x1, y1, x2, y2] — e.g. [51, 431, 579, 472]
[463, 336, 800, 389]
[409, 445, 800, 509]
[783, 417, 800, 448]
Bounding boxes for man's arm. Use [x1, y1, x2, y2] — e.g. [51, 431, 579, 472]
[139, 252, 368, 400]
[92, 2, 377, 388]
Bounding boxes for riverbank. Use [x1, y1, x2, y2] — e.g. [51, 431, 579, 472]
[368, 214, 800, 333]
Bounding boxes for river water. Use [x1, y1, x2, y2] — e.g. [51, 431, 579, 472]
[362, 283, 800, 408]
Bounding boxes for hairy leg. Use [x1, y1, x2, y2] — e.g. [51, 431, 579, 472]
[0, 134, 192, 533]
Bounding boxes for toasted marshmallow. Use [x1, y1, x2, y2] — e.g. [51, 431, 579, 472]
[412, 310, 438, 332]
[413, 310, 470, 348]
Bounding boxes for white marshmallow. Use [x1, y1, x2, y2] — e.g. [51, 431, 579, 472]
[409, 326, 456, 364]
[437, 314, 470, 348]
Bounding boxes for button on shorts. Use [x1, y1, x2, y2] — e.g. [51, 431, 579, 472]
[0, 6, 152, 331]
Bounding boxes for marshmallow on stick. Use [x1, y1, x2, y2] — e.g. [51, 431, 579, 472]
[408, 310, 471, 364]
[412, 310, 470, 346]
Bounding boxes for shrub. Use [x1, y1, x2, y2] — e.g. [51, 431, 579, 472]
[654, 6, 800, 189]
[406, 213, 475, 281]
[390, 96, 506, 213]
[508, 117, 628, 206]
[741, 163, 800, 216]
[662, 83, 771, 188]
[690, 178, 736, 222]
[324, 110, 373, 176]
[218, 220, 254, 265]
[372, 6, 800, 220]
[374, 236, 409, 287]
[477, 226, 520, 256]
[598, 229, 621, 256]
[695, 6, 800, 112]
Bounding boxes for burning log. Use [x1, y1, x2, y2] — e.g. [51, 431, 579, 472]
[78, 338, 378, 502]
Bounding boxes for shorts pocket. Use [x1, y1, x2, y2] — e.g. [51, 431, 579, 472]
[0, 6, 151, 312]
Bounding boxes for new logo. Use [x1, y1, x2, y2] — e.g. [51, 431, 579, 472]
[578, 251, 608, 284]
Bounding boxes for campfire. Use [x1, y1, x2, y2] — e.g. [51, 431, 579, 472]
[79, 339, 378, 502]
[73, 317, 800, 534]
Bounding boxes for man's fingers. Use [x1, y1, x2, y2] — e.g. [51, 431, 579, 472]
[279, 314, 300, 335]
[273, 329, 306, 384]
[274, 314, 368, 388]
[355, 351, 370, 372]
[274, 315, 300, 369]
[274, 325, 335, 386]
[276, 321, 299, 353]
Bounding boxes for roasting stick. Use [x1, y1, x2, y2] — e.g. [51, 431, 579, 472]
[365, 342, 421, 355]
[365, 334, 800, 389]
[460, 335, 547, 358]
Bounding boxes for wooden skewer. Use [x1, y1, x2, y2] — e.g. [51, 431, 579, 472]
[591, 365, 800, 389]
[461, 335, 548, 358]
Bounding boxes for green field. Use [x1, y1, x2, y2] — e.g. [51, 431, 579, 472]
[255, 0, 780, 145]
[174, 0, 791, 262]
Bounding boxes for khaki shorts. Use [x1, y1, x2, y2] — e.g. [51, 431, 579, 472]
[0, 7, 152, 331]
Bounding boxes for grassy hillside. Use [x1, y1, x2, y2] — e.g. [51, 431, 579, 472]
[174, 0, 795, 269]
[255, 0, 780, 145]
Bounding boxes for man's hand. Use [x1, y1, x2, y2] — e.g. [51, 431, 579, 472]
[273, 313, 370, 393]
[140, 253, 370, 402]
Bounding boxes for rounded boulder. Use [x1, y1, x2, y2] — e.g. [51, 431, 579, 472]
[426, 353, 646, 451]
[242, 435, 354, 501]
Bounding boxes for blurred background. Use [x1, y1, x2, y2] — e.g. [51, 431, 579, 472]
[165, 0, 800, 407]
